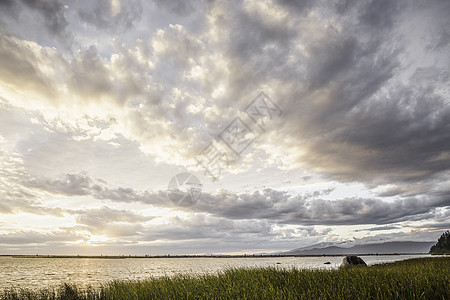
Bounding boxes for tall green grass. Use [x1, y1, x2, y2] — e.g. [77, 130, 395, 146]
[1, 257, 449, 299]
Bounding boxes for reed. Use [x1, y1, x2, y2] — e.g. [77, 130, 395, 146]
[1, 257, 448, 299]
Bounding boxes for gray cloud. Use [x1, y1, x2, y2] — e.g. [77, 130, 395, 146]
[0, 0, 14, 6]
[0, 230, 82, 245]
[68, 46, 117, 101]
[0, 0, 71, 47]
[141, 215, 272, 242]
[0, 30, 146, 106]
[154, 0, 196, 17]
[22, 173, 168, 206]
[77, 0, 142, 32]
[276, 0, 313, 13]
[0, 197, 64, 217]
[192, 189, 450, 226]
[0, 0, 19, 17]
[20, 172, 450, 226]
[264, 3, 449, 185]
[21, 0, 69, 38]
[0, 138, 65, 217]
[359, 0, 400, 29]
[25, 173, 93, 196]
[74, 206, 155, 237]
[190, 0, 450, 186]
[0, 31, 58, 100]
[356, 225, 400, 232]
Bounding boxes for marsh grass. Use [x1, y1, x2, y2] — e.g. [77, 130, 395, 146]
[1, 257, 449, 299]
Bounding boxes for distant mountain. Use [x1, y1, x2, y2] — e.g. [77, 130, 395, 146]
[284, 241, 435, 255]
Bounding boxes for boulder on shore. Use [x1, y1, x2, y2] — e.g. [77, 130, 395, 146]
[340, 255, 367, 268]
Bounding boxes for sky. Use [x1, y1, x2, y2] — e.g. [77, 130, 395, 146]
[0, 0, 449, 255]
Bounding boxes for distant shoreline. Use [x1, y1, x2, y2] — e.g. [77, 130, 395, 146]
[0, 253, 430, 259]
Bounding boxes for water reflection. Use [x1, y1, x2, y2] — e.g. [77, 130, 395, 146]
[0, 255, 431, 289]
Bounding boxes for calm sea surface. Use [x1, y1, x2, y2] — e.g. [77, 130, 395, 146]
[0, 255, 431, 290]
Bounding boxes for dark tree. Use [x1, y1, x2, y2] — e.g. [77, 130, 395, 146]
[429, 231, 450, 254]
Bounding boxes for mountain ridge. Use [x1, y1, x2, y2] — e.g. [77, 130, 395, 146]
[283, 241, 434, 255]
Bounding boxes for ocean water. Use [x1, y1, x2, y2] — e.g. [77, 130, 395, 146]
[0, 255, 430, 290]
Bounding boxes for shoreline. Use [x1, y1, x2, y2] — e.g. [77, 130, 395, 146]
[0, 253, 431, 259]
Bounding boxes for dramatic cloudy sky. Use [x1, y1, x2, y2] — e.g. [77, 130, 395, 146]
[0, 0, 449, 255]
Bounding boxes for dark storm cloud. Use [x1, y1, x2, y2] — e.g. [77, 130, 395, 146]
[217, 0, 403, 106]
[295, 79, 450, 183]
[214, 1, 302, 105]
[0, 0, 14, 6]
[341, 79, 449, 169]
[193, 0, 450, 187]
[0, 0, 19, 17]
[226, 0, 450, 185]
[192, 189, 450, 226]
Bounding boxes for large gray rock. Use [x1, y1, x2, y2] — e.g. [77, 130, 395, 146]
[340, 255, 367, 268]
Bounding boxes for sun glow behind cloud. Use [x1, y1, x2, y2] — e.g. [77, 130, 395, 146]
[0, 0, 449, 255]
